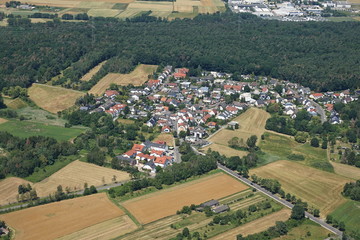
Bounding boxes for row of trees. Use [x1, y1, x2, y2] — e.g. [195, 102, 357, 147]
[343, 180, 360, 201]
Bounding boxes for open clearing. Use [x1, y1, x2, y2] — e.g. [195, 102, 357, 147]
[58, 215, 137, 240]
[3, 97, 27, 109]
[121, 172, 248, 224]
[202, 143, 248, 158]
[330, 200, 360, 237]
[250, 160, 350, 216]
[154, 133, 174, 146]
[0, 193, 124, 240]
[211, 209, 291, 240]
[89, 64, 157, 95]
[0, 118, 8, 124]
[34, 160, 130, 197]
[80, 60, 107, 81]
[0, 177, 32, 206]
[275, 219, 331, 240]
[331, 161, 360, 180]
[28, 83, 84, 113]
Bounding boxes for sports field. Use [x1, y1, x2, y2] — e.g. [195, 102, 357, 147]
[28, 83, 84, 113]
[0, 177, 32, 206]
[80, 60, 107, 81]
[0, 193, 124, 240]
[250, 160, 350, 216]
[121, 172, 248, 224]
[89, 64, 157, 95]
[211, 209, 291, 240]
[34, 160, 130, 197]
[331, 161, 360, 180]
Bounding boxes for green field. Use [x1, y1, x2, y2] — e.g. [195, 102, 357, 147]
[330, 200, 360, 238]
[275, 219, 331, 240]
[0, 119, 85, 141]
[260, 132, 333, 172]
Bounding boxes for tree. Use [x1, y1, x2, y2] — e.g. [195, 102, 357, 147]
[246, 135, 257, 149]
[89, 185, 97, 194]
[87, 147, 106, 166]
[179, 131, 187, 139]
[0, 94, 6, 109]
[291, 204, 305, 220]
[228, 137, 239, 148]
[182, 227, 190, 237]
[326, 215, 333, 224]
[310, 137, 319, 147]
[313, 209, 320, 217]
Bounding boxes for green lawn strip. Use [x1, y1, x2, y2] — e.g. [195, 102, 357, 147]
[330, 200, 360, 238]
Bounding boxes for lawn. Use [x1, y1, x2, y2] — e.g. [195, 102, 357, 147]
[0, 119, 85, 141]
[330, 200, 360, 238]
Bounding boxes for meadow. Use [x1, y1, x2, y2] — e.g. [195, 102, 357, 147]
[331, 161, 360, 180]
[275, 219, 331, 240]
[0, 193, 125, 240]
[250, 160, 350, 217]
[89, 64, 157, 95]
[28, 83, 84, 113]
[330, 200, 360, 237]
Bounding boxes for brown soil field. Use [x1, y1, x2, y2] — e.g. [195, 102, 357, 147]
[154, 133, 174, 146]
[202, 143, 248, 158]
[0, 177, 32, 206]
[57, 215, 137, 240]
[122, 172, 248, 224]
[89, 64, 157, 95]
[211, 209, 291, 240]
[0, 118, 8, 124]
[0, 193, 124, 240]
[28, 84, 84, 113]
[80, 61, 107, 81]
[331, 161, 360, 180]
[34, 160, 130, 197]
[250, 160, 350, 217]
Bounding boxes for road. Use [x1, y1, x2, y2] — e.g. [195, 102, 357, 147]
[217, 163, 343, 237]
[310, 100, 327, 123]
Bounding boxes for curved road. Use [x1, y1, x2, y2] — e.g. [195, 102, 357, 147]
[310, 100, 327, 123]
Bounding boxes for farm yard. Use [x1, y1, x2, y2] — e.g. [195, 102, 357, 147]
[28, 83, 84, 113]
[250, 160, 350, 217]
[121, 172, 249, 224]
[0, 193, 125, 240]
[89, 64, 158, 96]
[33, 160, 130, 197]
[0, 177, 32, 206]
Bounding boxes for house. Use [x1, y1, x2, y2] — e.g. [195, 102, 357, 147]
[115, 156, 137, 166]
[162, 126, 172, 133]
[150, 150, 164, 157]
[132, 144, 145, 152]
[202, 199, 219, 208]
[240, 93, 252, 102]
[147, 117, 157, 127]
[122, 150, 137, 158]
[104, 90, 119, 99]
[154, 157, 171, 168]
[207, 122, 217, 129]
[309, 93, 324, 100]
[226, 106, 238, 115]
[142, 161, 156, 173]
[212, 205, 230, 214]
[191, 127, 207, 139]
[143, 140, 168, 151]
[228, 121, 239, 129]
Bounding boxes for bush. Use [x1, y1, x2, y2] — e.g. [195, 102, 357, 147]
[287, 154, 305, 161]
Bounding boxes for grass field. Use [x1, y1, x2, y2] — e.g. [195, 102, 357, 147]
[259, 132, 332, 171]
[331, 161, 360, 180]
[203, 108, 269, 157]
[0, 193, 124, 240]
[154, 133, 174, 146]
[89, 64, 158, 95]
[58, 215, 137, 240]
[0, 119, 85, 141]
[0, 177, 32, 206]
[121, 172, 248, 224]
[275, 219, 331, 240]
[80, 60, 107, 81]
[211, 209, 291, 240]
[16, 106, 69, 126]
[28, 83, 84, 113]
[330, 200, 360, 237]
[3, 98, 28, 109]
[33, 160, 130, 197]
[0, 118, 8, 124]
[250, 160, 350, 217]
[202, 143, 248, 158]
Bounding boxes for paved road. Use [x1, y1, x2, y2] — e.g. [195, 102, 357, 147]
[173, 146, 181, 163]
[310, 100, 327, 123]
[217, 163, 343, 237]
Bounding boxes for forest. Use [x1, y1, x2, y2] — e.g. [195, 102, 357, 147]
[0, 12, 360, 92]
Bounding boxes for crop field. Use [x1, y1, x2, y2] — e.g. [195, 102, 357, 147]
[28, 83, 84, 113]
[34, 160, 130, 197]
[211, 209, 291, 240]
[275, 219, 331, 240]
[0, 193, 124, 240]
[154, 133, 174, 146]
[0, 177, 32, 206]
[0, 119, 85, 141]
[202, 143, 248, 158]
[331, 161, 360, 180]
[3, 97, 27, 109]
[58, 215, 137, 240]
[121, 172, 248, 224]
[89, 64, 157, 95]
[250, 160, 350, 216]
[330, 200, 360, 237]
[80, 61, 107, 81]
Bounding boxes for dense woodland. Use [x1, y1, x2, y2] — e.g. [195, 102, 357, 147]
[0, 12, 360, 91]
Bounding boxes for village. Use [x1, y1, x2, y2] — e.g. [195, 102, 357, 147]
[78, 66, 359, 174]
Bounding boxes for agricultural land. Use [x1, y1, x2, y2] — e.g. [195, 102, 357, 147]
[3, 97, 27, 110]
[0, 193, 125, 240]
[275, 219, 330, 240]
[330, 200, 360, 237]
[80, 60, 107, 82]
[28, 83, 84, 113]
[0, 177, 32, 206]
[121, 172, 248, 224]
[331, 161, 360, 180]
[89, 64, 158, 95]
[250, 160, 350, 217]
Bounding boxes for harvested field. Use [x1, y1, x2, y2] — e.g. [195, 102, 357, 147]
[121, 172, 248, 224]
[331, 161, 360, 180]
[58, 215, 137, 240]
[154, 133, 174, 146]
[88, 8, 121, 17]
[0, 118, 8, 124]
[28, 84, 84, 113]
[89, 64, 157, 95]
[80, 61, 107, 81]
[202, 143, 248, 158]
[250, 160, 350, 216]
[0, 193, 124, 240]
[3, 97, 27, 109]
[0, 177, 32, 206]
[34, 160, 130, 197]
[211, 209, 291, 240]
